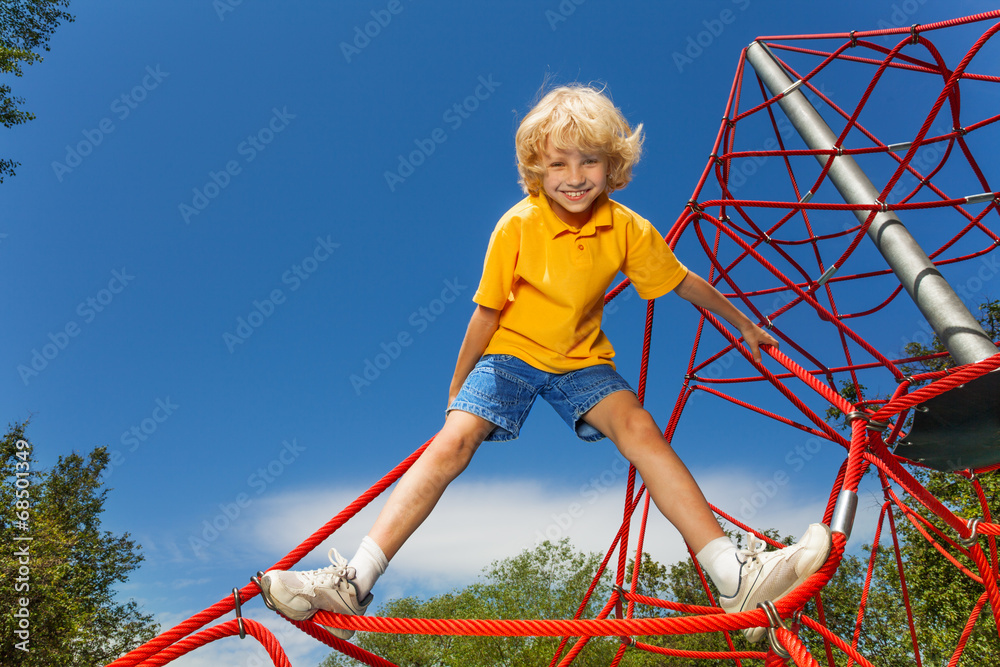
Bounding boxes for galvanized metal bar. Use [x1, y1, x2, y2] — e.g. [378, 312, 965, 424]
[745, 41, 996, 365]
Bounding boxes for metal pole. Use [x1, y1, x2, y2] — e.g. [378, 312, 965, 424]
[745, 41, 996, 366]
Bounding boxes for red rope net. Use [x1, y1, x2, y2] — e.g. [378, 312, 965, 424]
[108, 11, 1000, 666]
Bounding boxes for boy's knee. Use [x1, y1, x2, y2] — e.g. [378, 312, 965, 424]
[620, 408, 661, 439]
[611, 409, 665, 453]
[428, 424, 488, 476]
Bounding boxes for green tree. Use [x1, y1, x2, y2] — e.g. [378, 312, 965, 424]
[0, 0, 75, 182]
[900, 298, 1000, 379]
[319, 540, 622, 667]
[0, 421, 157, 666]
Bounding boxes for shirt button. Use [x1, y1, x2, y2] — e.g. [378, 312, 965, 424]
[578, 244, 585, 250]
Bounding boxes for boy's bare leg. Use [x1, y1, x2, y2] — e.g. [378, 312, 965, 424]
[368, 409, 496, 560]
[583, 389, 832, 644]
[581, 390, 725, 554]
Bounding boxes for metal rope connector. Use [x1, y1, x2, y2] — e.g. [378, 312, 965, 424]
[965, 192, 997, 205]
[817, 264, 838, 287]
[232, 588, 247, 639]
[781, 78, 805, 97]
[960, 517, 982, 548]
[251, 571, 278, 612]
[832, 489, 859, 540]
[844, 411, 889, 432]
[910, 24, 921, 45]
[758, 600, 791, 659]
[849, 30, 858, 48]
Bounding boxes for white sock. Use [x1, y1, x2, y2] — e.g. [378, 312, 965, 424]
[696, 536, 741, 598]
[348, 536, 388, 602]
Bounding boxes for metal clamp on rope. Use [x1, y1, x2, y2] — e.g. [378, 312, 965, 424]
[758, 601, 791, 659]
[251, 571, 278, 612]
[844, 411, 889, 432]
[910, 24, 921, 44]
[866, 418, 889, 432]
[960, 517, 982, 548]
[687, 199, 704, 214]
[965, 192, 997, 205]
[781, 78, 804, 97]
[232, 588, 246, 639]
[849, 30, 858, 48]
[844, 411, 885, 431]
[816, 264, 838, 287]
[875, 198, 889, 213]
[832, 489, 859, 540]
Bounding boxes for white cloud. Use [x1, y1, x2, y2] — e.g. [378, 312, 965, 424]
[219, 467, 838, 592]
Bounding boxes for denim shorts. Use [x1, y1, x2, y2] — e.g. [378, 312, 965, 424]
[447, 354, 636, 442]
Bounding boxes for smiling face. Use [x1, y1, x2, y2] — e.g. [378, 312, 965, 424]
[540, 140, 608, 228]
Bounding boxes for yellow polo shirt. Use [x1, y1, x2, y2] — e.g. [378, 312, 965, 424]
[474, 192, 688, 373]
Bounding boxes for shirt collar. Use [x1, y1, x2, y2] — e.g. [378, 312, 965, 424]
[535, 191, 614, 239]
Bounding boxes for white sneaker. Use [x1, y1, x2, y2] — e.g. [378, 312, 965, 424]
[719, 523, 832, 643]
[260, 548, 372, 640]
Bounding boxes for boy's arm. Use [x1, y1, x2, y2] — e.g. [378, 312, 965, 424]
[673, 271, 779, 363]
[448, 304, 501, 405]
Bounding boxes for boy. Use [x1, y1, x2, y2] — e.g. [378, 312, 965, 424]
[260, 84, 831, 643]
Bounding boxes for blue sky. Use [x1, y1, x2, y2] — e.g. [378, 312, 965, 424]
[4, 1, 999, 665]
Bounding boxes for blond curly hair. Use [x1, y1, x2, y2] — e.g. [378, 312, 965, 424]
[515, 84, 644, 195]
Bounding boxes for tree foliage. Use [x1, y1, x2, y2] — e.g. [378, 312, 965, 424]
[0, 421, 157, 666]
[317, 533, 858, 666]
[320, 540, 623, 667]
[0, 0, 74, 182]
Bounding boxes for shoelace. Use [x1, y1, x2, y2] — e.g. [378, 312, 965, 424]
[295, 548, 356, 594]
[736, 533, 769, 572]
